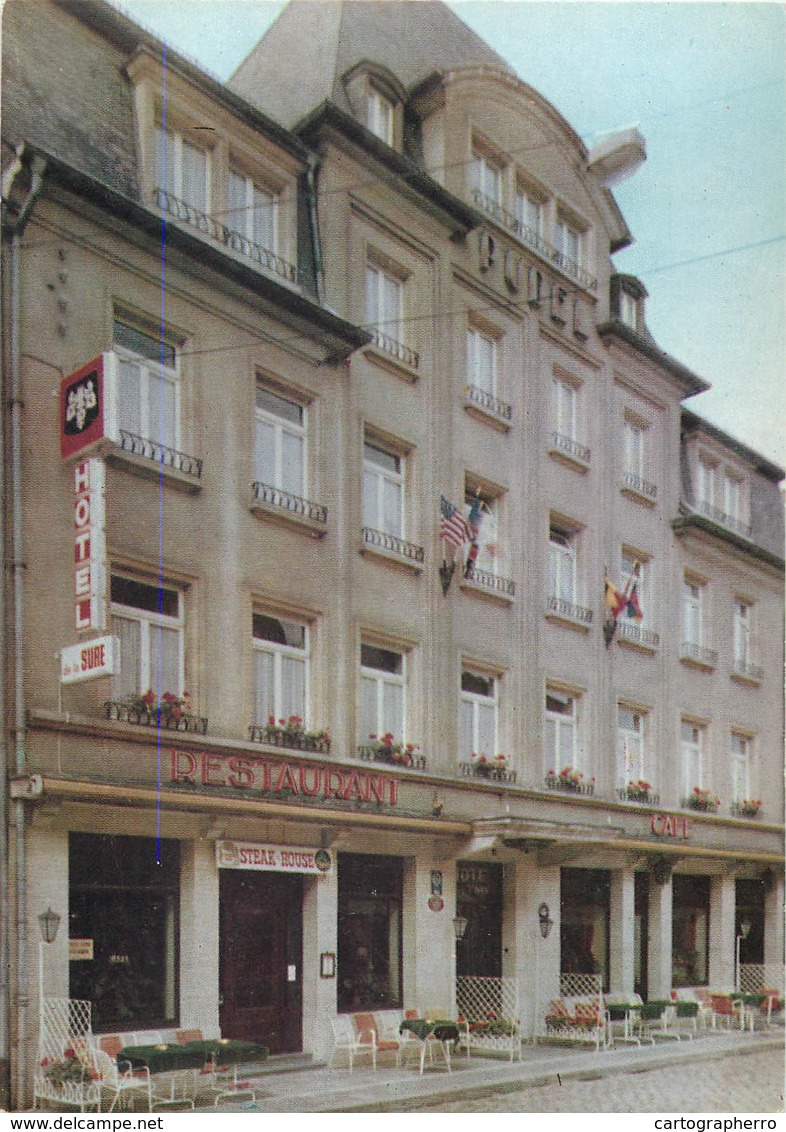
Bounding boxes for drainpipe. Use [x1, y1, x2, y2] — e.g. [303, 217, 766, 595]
[2, 144, 46, 1110]
[304, 156, 326, 306]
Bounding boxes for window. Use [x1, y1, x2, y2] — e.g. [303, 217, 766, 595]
[623, 418, 645, 479]
[733, 600, 754, 669]
[367, 89, 395, 144]
[722, 471, 747, 529]
[621, 551, 649, 626]
[731, 733, 751, 803]
[466, 326, 497, 396]
[110, 574, 183, 702]
[69, 834, 179, 1030]
[460, 670, 498, 761]
[683, 579, 703, 648]
[551, 378, 577, 442]
[337, 854, 402, 1011]
[514, 184, 542, 237]
[362, 440, 404, 537]
[471, 150, 503, 206]
[620, 290, 638, 330]
[154, 124, 208, 212]
[360, 642, 405, 743]
[545, 690, 579, 772]
[561, 869, 610, 991]
[549, 524, 578, 605]
[366, 263, 403, 336]
[253, 613, 308, 727]
[697, 457, 717, 510]
[255, 384, 306, 496]
[113, 319, 179, 449]
[227, 168, 277, 251]
[464, 486, 503, 577]
[617, 707, 646, 788]
[456, 861, 503, 978]
[681, 721, 704, 799]
[672, 875, 710, 987]
[555, 217, 581, 267]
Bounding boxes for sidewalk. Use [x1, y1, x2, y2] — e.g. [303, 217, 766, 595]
[198, 1027, 785, 1112]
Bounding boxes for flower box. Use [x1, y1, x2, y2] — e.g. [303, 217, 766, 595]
[684, 788, 720, 813]
[545, 769, 595, 796]
[619, 780, 658, 804]
[105, 699, 208, 734]
[361, 733, 424, 768]
[250, 716, 330, 753]
[731, 799, 762, 818]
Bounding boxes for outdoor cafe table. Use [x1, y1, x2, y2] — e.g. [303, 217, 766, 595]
[399, 1020, 459, 1074]
[118, 1040, 268, 1106]
[730, 993, 767, 1032]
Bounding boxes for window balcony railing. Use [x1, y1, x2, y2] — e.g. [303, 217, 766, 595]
[617, 784, 660, 805]
[104, 700, 208, 734]
[369, 329, 420, 371]
[622, 471, 657, 500]
[465, 384, 513, 423]
[470, 189, 597, 291]
[732, 658, 764, 683]
[249, 722, 330, 753]
[544, 771, 595, 796]
[118, 429, 203, 479]
[680, 641, 718, 668]
[154, 189, 299, 285]
[361, 527, 424, 564]
[251, 481, 328, 525]
[549, 431, 591, 465]
[547, 595, 593, 624]
[356, 744, 426, 770]
[459, 760, 517, 784]
[464, 564, 515, 598]
[617, 621, 660, 649]
[697, 500, 752, 540]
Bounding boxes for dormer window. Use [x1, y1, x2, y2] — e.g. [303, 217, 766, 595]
[555, 216, 582, 271]
[368, 88, 395, 145]
[227, 168, 278, 253]
[620, 290, 638, 330]
[154, 124, 209, 213]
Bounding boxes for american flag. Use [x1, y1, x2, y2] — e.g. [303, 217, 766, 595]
[439, 495, 470, 548]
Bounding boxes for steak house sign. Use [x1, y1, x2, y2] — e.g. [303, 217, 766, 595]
[171, 749, 400, 806]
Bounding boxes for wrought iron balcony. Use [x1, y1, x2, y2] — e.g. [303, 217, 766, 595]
[622, 470, 657, 500]
[549, 431, 591, 465]
[617, 621, 660, 649]
[249, 723, 330, 753]
[369, 329, 419, 371]
[547, 595, 593, 624]
[154, 189, 298, 285]
[464, 564, 515, 598]
[698, 500, 752, 540]
[356, 744, 426, 770]
[104, 700, 208, 734]
[470, 189, 597, 291]
[361, 527, 424, 564]
[680, 641, 718, 668]
[617, 785, 660, 805]
[459, 760, 517, 783]
[732, 658, 764, 683]
[465, 384, 513, 424]
[117, 429, 203, 479]
[252, 481, 327, 525]
[544, 771, 595, 796]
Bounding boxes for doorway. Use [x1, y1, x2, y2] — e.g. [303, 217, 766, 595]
[219, 870, 303, 1052]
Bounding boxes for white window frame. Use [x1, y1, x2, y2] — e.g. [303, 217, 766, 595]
[367, 88, 395, 145]
[460, 670, 499, 761]
[621, 551, 651, 628]
[363, 439, 404, 538]
[681, 721, 704, 799]
[471, 150, 503, 205]
[466, 326, 498, 397]
[110, 575, 184, 701]
[154, 124, 209, 213]
[514, 184, 542, 237]
[545, 690, 579, 773]
[697, 457, 717, 509]
[227, 167, 278, 252]
[551, 377, 577, 441]
[360, 642, 406, 743]
[623, 417, 645, 478]
[733, 599, 753, 668]
[464, 487, 504, 577]
[731, 733, 751, 803]
[252, 613, 309, 727]
[617, 706, 646, 788]
[683, 579, 703, 648]
[254, 384, 306, 496]
[555, 217, 582, 266]
[366, 263, 403, 335]
[113, 329, 180, 450]
[549, 525, 578, 605]
[723, 471, 746, 526]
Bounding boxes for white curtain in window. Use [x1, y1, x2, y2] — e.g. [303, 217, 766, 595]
[117, 360, 142, 436]
[112, 615, 141, 700]
[180, 139, 208, 212]
[148, 370, 177, 448]
[281, 654, 306, 720]
[150, 624, 181, 696]
[254, 649, 276, 723]
[549, 534, 576, 602]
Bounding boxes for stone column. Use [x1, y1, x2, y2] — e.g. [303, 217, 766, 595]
[302, 866, 337, 1060]
[179, 840, 220, 1038]
[709, 873, 736, 991]
[609, 869, 636, 994]
[763, 871, 785, 981]
[647, 874, 673, 998]
[404, 851, 455, 1017]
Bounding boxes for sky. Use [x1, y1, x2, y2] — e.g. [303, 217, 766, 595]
[112, 0, 785, 469]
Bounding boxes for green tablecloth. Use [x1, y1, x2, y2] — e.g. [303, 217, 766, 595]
[400, 1019, 460, 1042]
[730, 993, 766, 1007]
[118, 1039, 268, 1075]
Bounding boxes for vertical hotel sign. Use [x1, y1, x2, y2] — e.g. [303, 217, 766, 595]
[61, 356, 110, 633]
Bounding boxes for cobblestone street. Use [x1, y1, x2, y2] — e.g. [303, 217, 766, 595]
[405, 1047, 785, 1114]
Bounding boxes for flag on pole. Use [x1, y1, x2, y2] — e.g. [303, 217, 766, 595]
[439, 495, 470, 548]
[625, 563, 643, 621]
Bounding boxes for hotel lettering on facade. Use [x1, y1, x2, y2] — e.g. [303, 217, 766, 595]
[1, 0, 783, 1106]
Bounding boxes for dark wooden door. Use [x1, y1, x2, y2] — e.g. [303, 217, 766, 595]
[219, 870, 303, 1052]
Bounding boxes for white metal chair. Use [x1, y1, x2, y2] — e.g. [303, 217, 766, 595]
[93, 1046, 153, 1112]
[328, 1016, 375, 1072]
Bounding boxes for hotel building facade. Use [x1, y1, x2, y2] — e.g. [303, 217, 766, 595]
[1, 0, 783, 1107]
